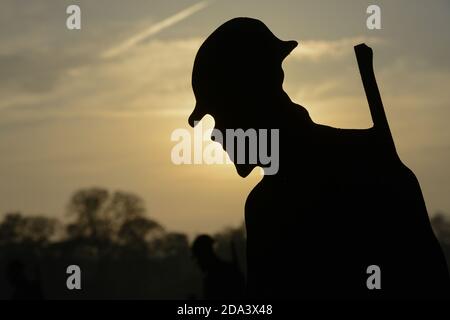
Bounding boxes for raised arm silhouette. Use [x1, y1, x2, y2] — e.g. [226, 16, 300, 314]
[188, 17, 450, 299]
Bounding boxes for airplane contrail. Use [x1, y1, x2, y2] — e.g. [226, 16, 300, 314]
[102, 0, 210, 58]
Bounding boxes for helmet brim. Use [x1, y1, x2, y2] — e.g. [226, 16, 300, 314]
[282, 40, 298, 58]
[188, 40, 298, 128]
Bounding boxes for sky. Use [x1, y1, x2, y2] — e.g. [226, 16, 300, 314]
[1, 0, 450, 236]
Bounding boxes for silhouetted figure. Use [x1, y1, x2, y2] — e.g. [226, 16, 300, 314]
[192, 235, 244, 299]
[189, 17, 450, 299]
[6, 259, 44, 300]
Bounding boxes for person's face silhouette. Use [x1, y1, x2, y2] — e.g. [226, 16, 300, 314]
[208, 108, 260, 178]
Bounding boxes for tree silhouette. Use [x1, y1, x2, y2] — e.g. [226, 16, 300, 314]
[109, 191, 164, 248]
[66, 188, 163, 248]
[1, 187, 449, 299]
[118, 217, 164, 251]
[0, 212, 57, 245]
[66, 188, 110, 241]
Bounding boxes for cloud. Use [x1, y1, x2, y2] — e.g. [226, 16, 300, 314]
[290, 36, 384, 61]
[102, 1, 211, 59]
[0, 50, 94, 96]
[0, 37, 203, 125]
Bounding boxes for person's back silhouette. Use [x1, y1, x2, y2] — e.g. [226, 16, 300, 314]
[188, 17, 450, 299]
[192, 235, 244, 300]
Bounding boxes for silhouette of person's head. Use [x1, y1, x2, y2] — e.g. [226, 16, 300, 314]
[189, 17, 298, 177]
[191, 234, 245, 299]
[191, 234, 217, 272]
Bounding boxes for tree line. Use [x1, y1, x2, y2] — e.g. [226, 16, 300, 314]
[0, 187, 246, 299]
[0, 187, 449, 299]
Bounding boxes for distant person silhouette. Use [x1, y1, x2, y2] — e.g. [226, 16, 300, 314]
[192, 235, 244, 300]
[6, 259, 44, 300]
[188, 17, 450, 299]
